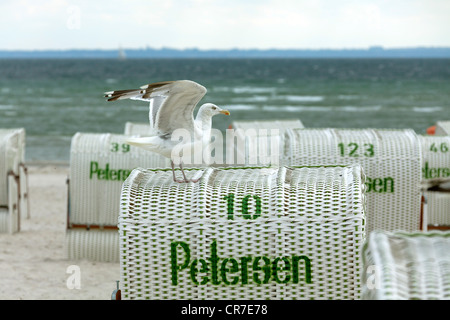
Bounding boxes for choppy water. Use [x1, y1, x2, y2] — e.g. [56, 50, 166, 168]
[0, 58, 449, 162]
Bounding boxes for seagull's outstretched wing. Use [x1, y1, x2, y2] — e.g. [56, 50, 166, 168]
[105, 80, 206, 135]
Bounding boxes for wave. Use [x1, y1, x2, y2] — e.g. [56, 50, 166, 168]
[337, 95, 361, 100]
[232, 87, 277, 94]
[231, 95, 269, 103]
[261, 105, 383, 112]
[227, 104, 259, 111]
[262, 105, 329, 112]
[339, 105, 382, 112]
[412, 106, 443, 113]
[0, 104, 15, 110]
[280, 95, 324, 102]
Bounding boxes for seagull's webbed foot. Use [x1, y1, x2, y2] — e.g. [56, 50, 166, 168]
[171, 160, 193, 183]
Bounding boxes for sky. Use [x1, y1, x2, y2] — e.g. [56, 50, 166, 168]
[1, 0, 449, 51]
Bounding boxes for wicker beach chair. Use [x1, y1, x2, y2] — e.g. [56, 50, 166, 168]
[124, 122, 153, 136]
[362, 230, 450, 300]
[118, 165, 366, 300]
[65, 132, 169, 262]
[283, 128, 422, 234]
[228, 119, 304, 166]
[418, 135, 450, 229]
[0, 128, 29, 233]
[435, 121, 450, 136]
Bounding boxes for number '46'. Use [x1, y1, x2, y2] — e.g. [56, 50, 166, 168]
[430, 142, 448, 153]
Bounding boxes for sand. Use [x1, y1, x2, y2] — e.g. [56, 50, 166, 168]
[0, 164, 120, 300]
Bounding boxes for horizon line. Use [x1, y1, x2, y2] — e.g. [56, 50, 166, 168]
[1, 45, 450, 52]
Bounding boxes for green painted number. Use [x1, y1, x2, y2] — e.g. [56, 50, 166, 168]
[111, 142, 130, 153]
[430, 142, 448, 153]
[338, 142, 374, 157]
[223, 194, 262, 220]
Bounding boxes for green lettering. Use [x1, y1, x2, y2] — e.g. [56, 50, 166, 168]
[444, 168, 450, 177]
[89, 161, 98, 179]
[171, 241, 190, 285]
[292, 255, 312, 284]
[272, 257, 291, 284]
[190, 259, 209, 285]
[110, 169, 118, 181]
[384, 177, 394, 193]
[422, 161, 429, 179]
[365, 177, 394, 193]
[252, 256, 271, 284]
[430, 168, 437, 179]
[422, 162, 450, 179]
[209, 240, 220, 285]
[373, 178, 383, 193]
[220, 258, 239, 285]
[240, 256, 252, 285]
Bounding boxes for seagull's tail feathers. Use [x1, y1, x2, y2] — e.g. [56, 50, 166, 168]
[126, 136, 159, 150]
[126, 136, 172, 158]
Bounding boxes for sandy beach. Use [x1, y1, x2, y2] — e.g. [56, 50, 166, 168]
[0, 164, 120, 300]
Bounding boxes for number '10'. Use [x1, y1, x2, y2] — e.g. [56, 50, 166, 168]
[223, 194, 261, 220]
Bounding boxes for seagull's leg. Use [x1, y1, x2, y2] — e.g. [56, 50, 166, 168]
[171, 160, 186, 183]
[179, 162, 190, 183]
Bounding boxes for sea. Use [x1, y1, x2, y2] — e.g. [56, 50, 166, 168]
[0, 58, 449, 163]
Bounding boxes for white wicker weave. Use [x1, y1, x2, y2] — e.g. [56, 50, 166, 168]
[67, 132, 170, 261]
[124, 122, 153, 136]
[418, 135, 450, 227]
[119, 165, 366, 300]
[362, 230, 450, 300]
[65, 229, 120, 262]
[0, 129, 25, 205]
[435, 121, 450, 136]
[229, 119, 304, 166]
[283, 128, 422, 234]
[0, 128, 26, 233]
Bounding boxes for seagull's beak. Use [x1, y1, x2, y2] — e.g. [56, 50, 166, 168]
[220, 109, 230, 116]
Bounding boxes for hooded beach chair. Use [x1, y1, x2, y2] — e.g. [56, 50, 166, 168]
[118, 165, 366, 300]
[228, 119, 304, 166]
[435, 121, 450, 136]
[362, 230, 450, 300]
[65, 132, 170, 262]
[0, 128, 29, 233]
[283, 128, 422, 234]
[419, 135, 450, 229]
[124, 122, 153, 136]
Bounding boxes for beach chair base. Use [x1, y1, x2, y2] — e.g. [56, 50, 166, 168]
[0, 208, 9, 233]
[0, 174, 20, 234]
[64, 229, 119, 262]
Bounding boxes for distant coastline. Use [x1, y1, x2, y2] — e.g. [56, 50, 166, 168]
[1, 46, 450, 59]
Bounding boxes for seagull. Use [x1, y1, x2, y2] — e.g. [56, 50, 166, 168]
[104, 80, 230, 183]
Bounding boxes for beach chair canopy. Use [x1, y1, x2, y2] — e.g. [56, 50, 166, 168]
[418, 135, 450, 227]
[283, 128, 422, 233]
[119, 165, 366, 300]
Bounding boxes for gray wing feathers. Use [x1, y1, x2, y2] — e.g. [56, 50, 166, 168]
[154, 81, 206, 134]
[105, 80, 206, 135]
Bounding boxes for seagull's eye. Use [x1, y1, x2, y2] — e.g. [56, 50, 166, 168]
[212, 106, 217, 110]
